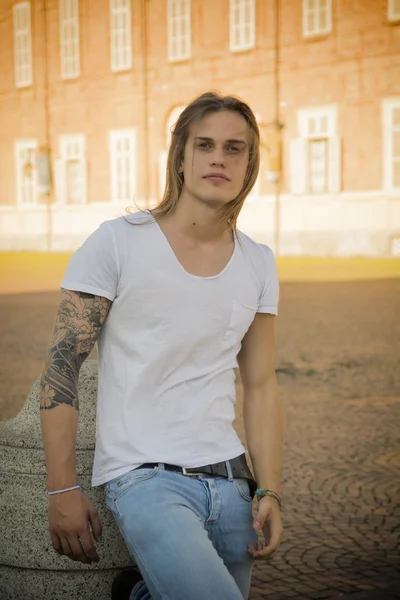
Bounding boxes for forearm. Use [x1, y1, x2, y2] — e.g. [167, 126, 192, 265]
[40, 365, 81, 490]
[39, 290, 111, 490]
[243, 377, 284, 494]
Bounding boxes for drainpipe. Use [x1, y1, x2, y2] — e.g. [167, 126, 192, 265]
[273, 0, 282, 257]
[141, 0, 150, 208]
[42, 0, 52, 252]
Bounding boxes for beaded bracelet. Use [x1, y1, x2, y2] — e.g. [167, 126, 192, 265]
[47, 485, 81, 496]
[255, 488, 282, 510]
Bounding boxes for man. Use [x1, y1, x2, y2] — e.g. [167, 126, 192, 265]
[40, 92, 284, 600]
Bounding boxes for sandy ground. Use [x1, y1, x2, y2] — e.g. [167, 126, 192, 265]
[1, 252, 400, 296]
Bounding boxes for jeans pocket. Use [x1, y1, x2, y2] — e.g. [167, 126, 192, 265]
[233, 478, 253, 502]
[109, 467, 159, 503]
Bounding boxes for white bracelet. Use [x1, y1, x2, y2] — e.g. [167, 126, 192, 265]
[47, 485, 81, 496]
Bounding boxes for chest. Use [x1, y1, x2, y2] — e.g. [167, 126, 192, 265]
[113, 236, 260, 348]
[158, 231, 235, 279]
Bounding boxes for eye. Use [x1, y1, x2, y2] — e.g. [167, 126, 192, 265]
[198, 141, 212, 149]
[226, 146, 241, 153]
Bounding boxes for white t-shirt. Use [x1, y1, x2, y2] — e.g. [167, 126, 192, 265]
[61, 211, 279, 486]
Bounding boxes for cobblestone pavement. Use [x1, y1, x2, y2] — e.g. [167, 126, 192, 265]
[1, 280, 399, 599]
[245, 281, 400, 599]
[248, 387, 400, 599]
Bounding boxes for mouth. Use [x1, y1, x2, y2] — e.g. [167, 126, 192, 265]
[203, 173, 230, 183]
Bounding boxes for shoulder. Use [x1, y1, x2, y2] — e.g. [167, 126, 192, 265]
[104, 209, 151, 230]
[99, 210, 155, 244]
[236, 230, 276, 267]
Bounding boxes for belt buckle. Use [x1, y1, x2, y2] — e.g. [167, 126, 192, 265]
[182, 467, 203, 477]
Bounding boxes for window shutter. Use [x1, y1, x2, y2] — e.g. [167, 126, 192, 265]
[110, 0, 131, 71]
[328, 136, 341, 193]
[76, 158, 87, 204]
[13, 2, 33, 87]
[290, 138, 308, 195]
[389, 0, 400, 20]
[54, 159, 66, 205]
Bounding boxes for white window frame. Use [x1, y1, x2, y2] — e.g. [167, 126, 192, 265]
[247, 171, 261, 204]
[230, 0, 255, 52]
[59, 0, 80, 79]
[13, 2, 33, 88]
[56, 134, 87, 205]
[388, 0, 400, 21]
[383, 99, 400, 192]
[15, 139, 38, 206]
[298, 106, 337, 138]
[159, 106, 185, 200]
[166, 105, 186, 146]
[110, 0, 132, 72]
[109, 129, 136, 204]
[303, 0, 332, 38]
[291, 106, 340, 195]
[168, 0, 191, 62]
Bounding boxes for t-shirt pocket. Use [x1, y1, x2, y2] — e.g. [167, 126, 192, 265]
[225, 298, 258, 346]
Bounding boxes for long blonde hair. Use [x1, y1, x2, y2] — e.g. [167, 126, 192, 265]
[129, 92, 260, 230]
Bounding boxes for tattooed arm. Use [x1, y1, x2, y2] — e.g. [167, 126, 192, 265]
[40, 288, 112, 564]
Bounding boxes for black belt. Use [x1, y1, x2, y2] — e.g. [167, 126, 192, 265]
[138, 453, 257, 496]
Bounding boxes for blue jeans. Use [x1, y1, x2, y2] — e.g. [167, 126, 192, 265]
[105, 463, 258, 600]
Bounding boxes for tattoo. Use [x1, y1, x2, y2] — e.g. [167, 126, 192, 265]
[40, 290, 112, 411]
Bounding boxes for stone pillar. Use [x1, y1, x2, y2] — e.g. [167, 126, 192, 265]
[0, 361, 132, 600]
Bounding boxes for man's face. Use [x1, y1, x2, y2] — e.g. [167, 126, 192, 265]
[180, 110, 250, 207]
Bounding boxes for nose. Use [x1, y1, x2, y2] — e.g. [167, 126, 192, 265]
[210, 145, 225, 167]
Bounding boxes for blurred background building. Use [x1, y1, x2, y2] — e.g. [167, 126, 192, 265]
[0, 0, 399, 256]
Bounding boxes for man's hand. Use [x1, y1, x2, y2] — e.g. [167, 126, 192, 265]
[48, 489, 102, 564]
[248, 496, 283, 559]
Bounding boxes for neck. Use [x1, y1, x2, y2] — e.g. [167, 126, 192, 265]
[157, 191, 233, 243]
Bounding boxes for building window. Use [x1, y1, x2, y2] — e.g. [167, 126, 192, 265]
[388, 0, 400, 21]
[109, 130, 136, 203]
[168, 0, 191, 61]
[166, 105, 185, 145]
[390, 236, 400, 256]
[110, 0, 132, 72]
[159, 106, 186, 199]
[247, 171, 261, 201]
[303, 0, 332, 38]
[383, 101, 400, 192]
[13, 2, 33, 88]
[230, 0, 255, 52]
[15, 140, 37, 205]
[60, 0, 80, 79]
[290, 107, 341, 195]
[55, 135, 86, 204]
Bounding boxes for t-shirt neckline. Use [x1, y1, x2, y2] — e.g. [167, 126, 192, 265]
[147, 210, 238, 281]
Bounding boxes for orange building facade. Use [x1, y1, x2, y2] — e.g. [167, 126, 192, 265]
[0, 0, 399, 255]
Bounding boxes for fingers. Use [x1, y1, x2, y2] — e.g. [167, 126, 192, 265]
[48, 495, 102, 564]
[68, 535, 92, 564]
[50, 526, 100, 564]
[79, 529, 100, 563]
[50, 532, 62, 555]
[248, 516, 283, 559]
[248, 539, 278, 559]
[267, 519, 282, 553]
[59, 535, 75, 560]
[88, 505, 102, 543]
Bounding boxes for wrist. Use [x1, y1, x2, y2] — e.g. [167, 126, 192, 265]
[46, 473, 78, 490]
[47, 484, 81, 497]
[255, 488, 282, 510]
